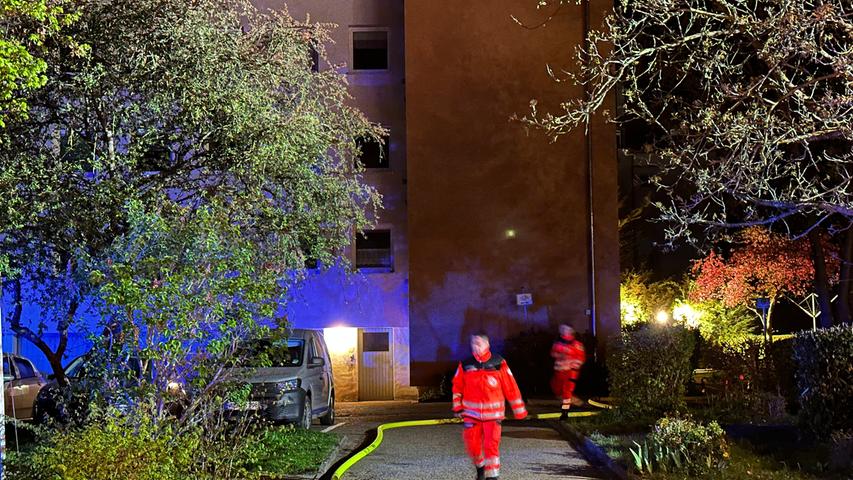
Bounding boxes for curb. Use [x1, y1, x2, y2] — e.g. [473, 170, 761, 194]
[550, 420, 629, 480]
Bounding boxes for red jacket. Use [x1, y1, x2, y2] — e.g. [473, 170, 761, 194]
[551, 336, 586, 377]
[452, 353, 527, 421]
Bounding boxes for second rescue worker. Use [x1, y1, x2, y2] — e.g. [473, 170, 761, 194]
[452, 333, 527, 480]
[550, 324, 586, 420]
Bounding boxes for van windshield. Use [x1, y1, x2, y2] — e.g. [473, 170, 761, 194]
[243, 339, 304, 367]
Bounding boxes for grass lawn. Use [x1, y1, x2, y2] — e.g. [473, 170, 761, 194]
[239, 426, 339, 477]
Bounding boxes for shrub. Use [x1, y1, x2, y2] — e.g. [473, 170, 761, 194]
[608, 325, 695, 416]
[794, 325, 853, 437]
[630, 416, 728, 476]
[6, 415, 198, 480]
[699, 336, 797, 421]
[829, 430, 853, 472]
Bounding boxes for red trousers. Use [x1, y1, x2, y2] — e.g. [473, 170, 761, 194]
[551, 370, 577, 409]
[463, 419, 502, 478]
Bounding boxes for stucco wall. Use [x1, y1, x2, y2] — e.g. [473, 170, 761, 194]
[405, 0, 620, 385]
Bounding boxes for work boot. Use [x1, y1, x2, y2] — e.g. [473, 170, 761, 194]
[560, 410, 569, 421]
[485, 477, 499, 480]
[476, 466, 485, 480]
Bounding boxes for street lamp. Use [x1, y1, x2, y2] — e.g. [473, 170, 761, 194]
[655, 310, 670, 325]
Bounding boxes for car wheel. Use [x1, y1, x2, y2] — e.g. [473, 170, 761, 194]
[300, 394, 312, 430]
[319, 393, 335, 426]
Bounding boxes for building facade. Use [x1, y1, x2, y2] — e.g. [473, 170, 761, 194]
[271, 0, 620, 398]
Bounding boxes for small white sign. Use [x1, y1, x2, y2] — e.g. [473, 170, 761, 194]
[516, 293, 533, 306]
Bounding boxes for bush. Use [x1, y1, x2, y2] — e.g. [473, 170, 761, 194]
[608, 325, 695, 416]
[699, 336, 797, 421]
[794, 325, 853, 437]
[630, 416, 729, 476]
[6, 415, 198, 480]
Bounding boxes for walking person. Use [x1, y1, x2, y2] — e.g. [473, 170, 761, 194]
[550, 324, 586, 420]
[452, 333, 527, 480]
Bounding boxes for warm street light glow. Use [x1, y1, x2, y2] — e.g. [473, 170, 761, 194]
[673, 302, 702, 328]
[655, 310, 669, 324]
[323, 326, 358, 355]
[505, 229, 517, 239]
[622, 302, 640, 326]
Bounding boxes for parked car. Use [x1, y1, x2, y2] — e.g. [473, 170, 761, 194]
[3, 353, 48, 421]
[227, 329, 335, 429]
[34, 353, 184, 425]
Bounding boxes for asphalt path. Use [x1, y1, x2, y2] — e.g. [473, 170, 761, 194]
[340, 421, 604, 480]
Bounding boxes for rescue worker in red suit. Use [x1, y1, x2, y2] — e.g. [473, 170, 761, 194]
[550, 325, 586, 420]
[452, 333, 527, 480]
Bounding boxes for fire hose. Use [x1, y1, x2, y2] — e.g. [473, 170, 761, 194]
[331, 400, 613, 480]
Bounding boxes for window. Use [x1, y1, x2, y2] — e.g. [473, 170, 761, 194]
[352, 31, 388, 70]
[356, 229, 393, 271]
[356, 135, 390, 169]
[14, 358, 36, 378]
[363, 332, 390, 352]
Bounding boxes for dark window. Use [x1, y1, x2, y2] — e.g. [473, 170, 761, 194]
[352, 31, 388, 70]
[356, 230, 393, 271]
[14, 358, 36, 378]
[363, 332, 390, 352]
[356, 135, 390, 169]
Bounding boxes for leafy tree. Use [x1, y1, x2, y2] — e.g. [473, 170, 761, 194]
[0, 0, 82, 127]
[620, 270, 683, 327]
[690, 228, 839, 339]
[90, 200, 287, 424]
[0, 0, 380, 381]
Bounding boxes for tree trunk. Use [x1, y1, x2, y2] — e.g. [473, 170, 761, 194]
[767, 297, 775, 343]
[9, 279, 70, 384]
[810, 229, 835, 328]
[837, 229, 853, 325]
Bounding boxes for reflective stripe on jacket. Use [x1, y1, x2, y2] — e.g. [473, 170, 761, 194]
[451, 354, 527, 421]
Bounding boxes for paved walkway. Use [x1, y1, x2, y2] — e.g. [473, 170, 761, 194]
[334, 415, 603, 480]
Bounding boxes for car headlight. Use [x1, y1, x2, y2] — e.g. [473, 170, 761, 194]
[276, 379, 300, 392]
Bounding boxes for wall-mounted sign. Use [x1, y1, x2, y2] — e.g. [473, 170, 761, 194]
[516, 293, 533, 306]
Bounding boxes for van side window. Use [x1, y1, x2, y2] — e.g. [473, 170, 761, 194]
[307, 338, 316, 360]
[314, 336, 328, 362]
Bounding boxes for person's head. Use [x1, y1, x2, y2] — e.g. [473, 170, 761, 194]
[470, 333, 490, 357]
[559, 324, 575, 340]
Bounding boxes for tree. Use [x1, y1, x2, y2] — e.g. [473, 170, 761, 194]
[0, 0, 381, 381]
[90, 200, 289, 425]
[523, 1, 853, 324]
[690, 227, 839, 340]
[0, 0, 81, 127]
[620, 270, 683, 326]
[526, 0, 853, 240]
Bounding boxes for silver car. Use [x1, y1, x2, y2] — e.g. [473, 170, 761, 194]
[227, 329, 335, 429]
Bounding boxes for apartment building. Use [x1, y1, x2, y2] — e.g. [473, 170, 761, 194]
[268, 0, 620, 400]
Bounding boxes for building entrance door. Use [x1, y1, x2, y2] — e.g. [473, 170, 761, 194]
[358, 328, 394, 400]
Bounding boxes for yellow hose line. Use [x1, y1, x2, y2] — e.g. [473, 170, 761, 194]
[587, 399, 615, 410]
[331, 410, 602, 480]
